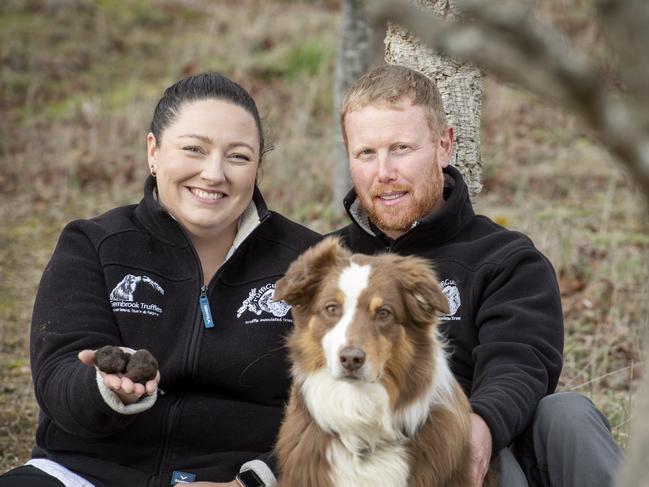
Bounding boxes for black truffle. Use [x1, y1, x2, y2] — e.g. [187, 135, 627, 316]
[95, 345, 129, 374]
[94, 346, 159, 384]
[125, 349, 158, 383]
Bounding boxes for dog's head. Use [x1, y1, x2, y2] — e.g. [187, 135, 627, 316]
[275, 237, 450, 386]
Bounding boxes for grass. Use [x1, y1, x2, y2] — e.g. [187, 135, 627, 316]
[1, 0, 647, 472]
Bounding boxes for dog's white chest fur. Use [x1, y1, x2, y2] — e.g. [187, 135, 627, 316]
[300, 369, 410, 487]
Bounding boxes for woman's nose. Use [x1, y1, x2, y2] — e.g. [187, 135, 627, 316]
[200, 155, 226, 183]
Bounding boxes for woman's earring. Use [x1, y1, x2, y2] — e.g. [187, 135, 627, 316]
[150, 165, 157, 177]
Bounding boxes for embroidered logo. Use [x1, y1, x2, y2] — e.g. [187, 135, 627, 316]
[110, 274, 164, 317]
[439, 279, 461, 321]
[237, 283, 292, 324]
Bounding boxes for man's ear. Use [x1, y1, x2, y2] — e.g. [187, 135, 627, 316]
[439, 126, 454, 168]
[394, 255, 450, 326]
[275, 237, 351, 308]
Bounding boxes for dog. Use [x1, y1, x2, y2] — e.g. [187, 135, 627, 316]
[274, 237, 494, 487]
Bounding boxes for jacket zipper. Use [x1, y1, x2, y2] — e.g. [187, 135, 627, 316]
[149, 392, 184, 486]
[152, 211, 271, 483]
[199, 285, 214, 328]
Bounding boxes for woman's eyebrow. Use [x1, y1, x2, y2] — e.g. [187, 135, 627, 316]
[178, 134, 255, 152]
[178, 134, 213, 144]
[226, 141, 255, 152]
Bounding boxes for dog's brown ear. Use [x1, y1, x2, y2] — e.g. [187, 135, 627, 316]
[275, 237, 351, 308]
[394, 255, 450, 326]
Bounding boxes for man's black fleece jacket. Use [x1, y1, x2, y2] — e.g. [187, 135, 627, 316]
[335, 165, 564, 456]
[28, 177, 320, 487]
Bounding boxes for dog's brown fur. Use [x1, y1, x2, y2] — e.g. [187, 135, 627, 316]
[274, 238, 495, 487]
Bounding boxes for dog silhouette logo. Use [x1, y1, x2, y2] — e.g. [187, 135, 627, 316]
[110, 274, 164, 302]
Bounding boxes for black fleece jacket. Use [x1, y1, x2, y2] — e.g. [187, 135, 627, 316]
[29, 177, 321, 487]
[335, 165, 564, 455]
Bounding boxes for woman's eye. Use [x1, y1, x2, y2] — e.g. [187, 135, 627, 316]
[228, 153, 251, 162]
[183, 146, 205, 155]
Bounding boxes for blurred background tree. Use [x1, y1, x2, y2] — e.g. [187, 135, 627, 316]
[332, 0, 372, 207]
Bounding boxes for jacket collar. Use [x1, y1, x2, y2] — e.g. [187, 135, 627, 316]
[134, 175, 271, 248]
[343, 165, 475, 247]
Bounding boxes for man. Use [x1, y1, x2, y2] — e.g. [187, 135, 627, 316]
[335, 64, 621, 486]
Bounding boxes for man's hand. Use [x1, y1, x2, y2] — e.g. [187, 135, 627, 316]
[469, 412, 492, 487]
[78, 349, 160, 405]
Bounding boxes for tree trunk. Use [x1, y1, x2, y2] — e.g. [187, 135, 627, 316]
[384, 0, 483, 197]
[333, 0, 373, 209]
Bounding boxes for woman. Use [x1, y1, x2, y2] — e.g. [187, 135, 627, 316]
[0, 73, 320, 487]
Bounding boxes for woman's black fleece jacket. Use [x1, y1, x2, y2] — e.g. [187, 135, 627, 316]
[29, 177, 320, 487]
[335, 165, 564, 456]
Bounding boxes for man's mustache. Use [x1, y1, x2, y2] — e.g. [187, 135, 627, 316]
[369, 184, 411, 198]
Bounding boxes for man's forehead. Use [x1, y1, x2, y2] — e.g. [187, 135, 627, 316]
[346, 96, 419, 115]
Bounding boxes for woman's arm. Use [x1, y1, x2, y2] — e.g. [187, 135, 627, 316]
[30, 221, 157, 437]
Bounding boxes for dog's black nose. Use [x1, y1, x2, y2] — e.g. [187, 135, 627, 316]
[339, 346, 366, 371]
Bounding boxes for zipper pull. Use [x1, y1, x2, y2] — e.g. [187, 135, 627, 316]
[199, 285, 214, 329]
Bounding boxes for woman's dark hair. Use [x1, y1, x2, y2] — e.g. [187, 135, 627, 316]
[150, 73, 268, 159]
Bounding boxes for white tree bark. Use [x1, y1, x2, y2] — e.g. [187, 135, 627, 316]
[333, 0, 373, 208]
[384, 0, 483, 197]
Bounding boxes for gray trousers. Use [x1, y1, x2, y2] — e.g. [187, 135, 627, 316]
[497, 392, 622, 487]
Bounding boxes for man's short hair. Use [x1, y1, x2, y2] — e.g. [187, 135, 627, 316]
[340, 64, 448, 145]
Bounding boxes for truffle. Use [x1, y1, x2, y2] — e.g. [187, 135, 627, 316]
[95, 345, 129, 374]
[125, 349, 159, 383]
[94, 346, 159, 384]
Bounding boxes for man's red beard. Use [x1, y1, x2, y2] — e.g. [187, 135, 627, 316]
[357, 169, 444, 238]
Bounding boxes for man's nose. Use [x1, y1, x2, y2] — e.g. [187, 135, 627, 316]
[377, 153, 397, 183]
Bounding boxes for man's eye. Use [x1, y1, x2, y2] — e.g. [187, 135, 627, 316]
[394, 144, 409, 152]
[357, 149, 374, 158]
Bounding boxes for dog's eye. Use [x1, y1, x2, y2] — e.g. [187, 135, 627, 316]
[323, 303, 340, 317]
[375, 307, 392, 320]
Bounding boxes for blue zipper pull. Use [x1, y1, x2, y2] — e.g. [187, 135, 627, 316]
[199, 285, 214, 329]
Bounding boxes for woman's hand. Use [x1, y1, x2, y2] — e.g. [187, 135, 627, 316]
[469, 412, 492, 487]
[78, 349, 160, 405]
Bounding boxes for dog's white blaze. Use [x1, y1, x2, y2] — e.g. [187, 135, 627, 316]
[322, 262, 371, 377]
[300, 368, 408, 486]
[396, 334, 458, 437]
